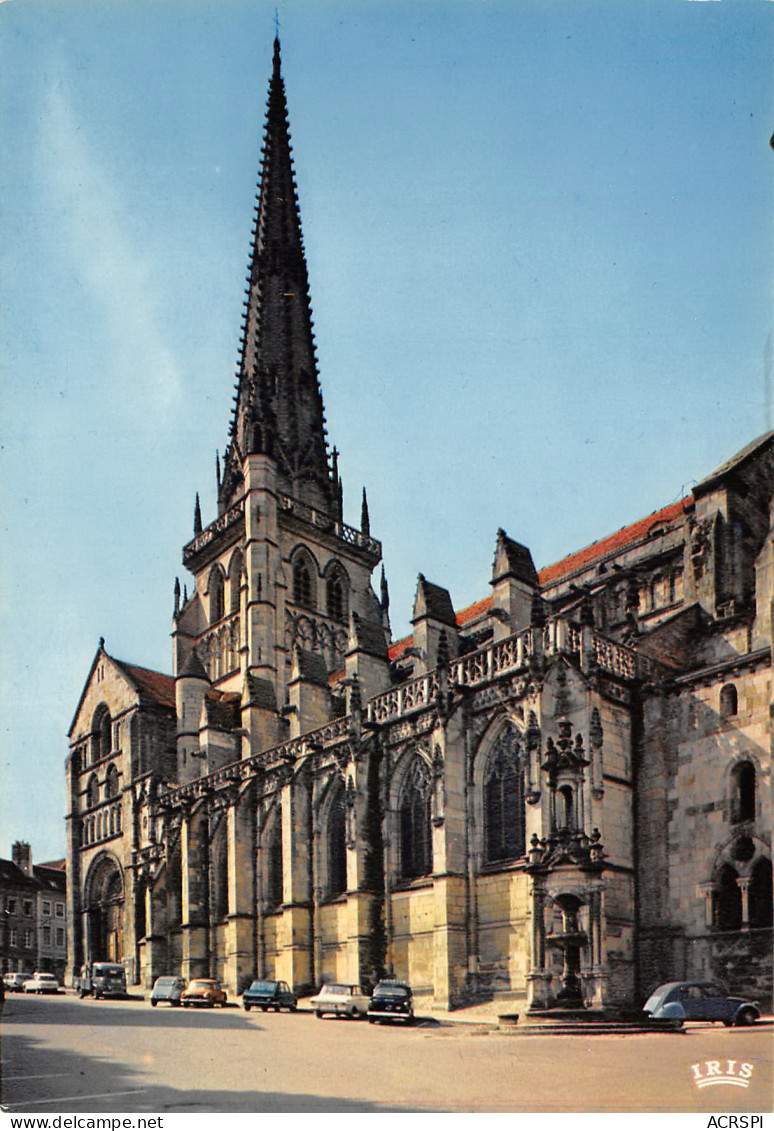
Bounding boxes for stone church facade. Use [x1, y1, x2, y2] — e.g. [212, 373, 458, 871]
[65, 39, 773, 1011]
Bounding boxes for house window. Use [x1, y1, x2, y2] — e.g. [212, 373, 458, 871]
[326, 786, 348, 899]
[23, 930, 33, 949]
[9, 928, 18, 947]
[730, 762, 756, 824]
[56, 928, 65, 947]
[41, 926, 51, 946]
[55, 903, 64, 918]
[42, 901, 51, 916]
[484, 740, 525, 864]
[6, 898, 16, 915]
[400, 757, 432, 881]
[98, 708, 112, 760]
[23, 900, 33, 917]
[720, 684, 738, 719]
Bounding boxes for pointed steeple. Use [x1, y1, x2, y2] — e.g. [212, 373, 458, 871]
[194, 493, 203, 536]
[361, 487, 370, 536]
[225, 36, 334, 514]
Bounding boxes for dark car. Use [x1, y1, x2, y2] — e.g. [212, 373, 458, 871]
[367, 979, 414, 1024]
[150, 976, 187, 1007]
[79, 962, 127, 1000]
[242, 979, 297, 1012]
[643, 981, 760, 1027]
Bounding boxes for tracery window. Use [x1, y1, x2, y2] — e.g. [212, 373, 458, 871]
[326, 567, 348, 622]
[326, 784, 348, 899]
[91, 705, 112, 764]
[400, 756, 432, 881]
[229, 550, 243, 615]
[484, 737, 525, 864]
[293, 552, 316, 610]
[209, 567, 225, 625]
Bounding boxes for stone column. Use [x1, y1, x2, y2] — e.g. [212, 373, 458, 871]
[526, 884, 552, 1010]
[223, 788, 257, 994]
[737, 876, 751, 930]
[180, 806, 209, 980]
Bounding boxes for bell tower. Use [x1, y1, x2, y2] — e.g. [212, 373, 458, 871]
[173, 38, 386, 747]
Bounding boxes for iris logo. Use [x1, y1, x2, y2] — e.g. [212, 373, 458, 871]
[690, 1060, 754, 1089]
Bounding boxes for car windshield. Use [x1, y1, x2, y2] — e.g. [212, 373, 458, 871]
[155, 978, 178, 987]
[94, 965, 123, 975]
[189, 981, 214, 989]
[643, 984, 678, 1011]
[373, 984, 409, 998]
[248, 981, 278, 992]
[321, 984, 349, 995]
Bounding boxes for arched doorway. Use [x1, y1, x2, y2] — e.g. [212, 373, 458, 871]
[84, 855, 125, 962]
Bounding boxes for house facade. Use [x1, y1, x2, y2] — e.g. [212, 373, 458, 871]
[65, 38, 772, 1010]
[1, 842, 67, 982]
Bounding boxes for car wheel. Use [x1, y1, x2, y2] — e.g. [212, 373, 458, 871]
[261, 1006, 268, 1012]
[350, 1007, 360, 1019]
[736, 1007, 757, 1027]
[274, 1004, 280, 1012]
[150, 1000, 157, 1007]
[244, 1004, 251, 1012]
[315, 1009, 323, 1018]
[290, 1004, 297, 1012]
[368, 1017, 376, 1024]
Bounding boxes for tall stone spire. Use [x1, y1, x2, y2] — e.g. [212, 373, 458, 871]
[221, 36, 334, 515]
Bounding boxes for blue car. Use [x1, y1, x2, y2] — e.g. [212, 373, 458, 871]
[643, 982, 760, 1026]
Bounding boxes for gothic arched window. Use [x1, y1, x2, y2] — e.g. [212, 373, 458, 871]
[265, 814, 283, 910]
[327, 785, 348, 899]
[105, 763, 120, 800]
[720, 684, 738, 719]
[715, 863, 742, 931]
[293, 552, 316, 610]
[326, 568, 348, 622]
[228, 550, 243, 615]
[400, 757, 432, 881]
[484, 740, 525, 864]
[86, 775, 99, 810]
[209, 567, 225, 625]
[730, 762, 756, 824]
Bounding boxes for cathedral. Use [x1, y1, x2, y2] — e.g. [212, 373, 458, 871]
[65, 38, 773, 1012]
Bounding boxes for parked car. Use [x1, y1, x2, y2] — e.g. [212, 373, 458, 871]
[242, 979, 297, 1012]
[150, 976, 187, 1007]
[3, 972, 34, 992]
[643, 982, 760, 1027]
[367, 979, 414, 1024]
[309, 982, 370, 1019]
[180, 979, 227, 1008]
[23, 972, 60, 994]
[78, 962, 127, 999]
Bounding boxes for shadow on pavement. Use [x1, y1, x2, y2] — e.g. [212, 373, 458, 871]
[2, 994, 259, 1030]
[2, 1031, 426, 1113]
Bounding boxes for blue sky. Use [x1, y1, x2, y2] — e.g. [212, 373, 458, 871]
[2, 0, 772, 862]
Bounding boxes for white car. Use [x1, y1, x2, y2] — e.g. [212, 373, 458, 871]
[309, 982, 370, 1019]
[23, 972, 60, 994]
[3, 972, 34, 992]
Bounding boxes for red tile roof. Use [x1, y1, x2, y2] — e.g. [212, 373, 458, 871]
[39, 860, 66, 871]
[119, 662, 177, 709]
[538, 497, 691, 586]
[386, 497, 692, 660]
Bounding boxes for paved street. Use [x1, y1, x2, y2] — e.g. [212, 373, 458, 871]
[1, 992, 771, 1113]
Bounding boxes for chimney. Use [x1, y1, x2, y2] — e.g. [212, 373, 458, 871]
[12, 840, 32, 876]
